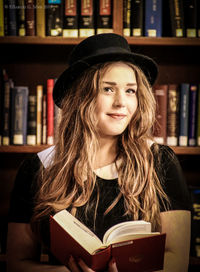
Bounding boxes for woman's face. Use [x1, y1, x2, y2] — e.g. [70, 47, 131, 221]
[95, 62, 138, 139]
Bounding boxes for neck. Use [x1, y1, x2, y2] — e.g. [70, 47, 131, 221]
[94, 136, 118, 169]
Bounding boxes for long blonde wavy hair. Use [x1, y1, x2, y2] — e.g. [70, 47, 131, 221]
[32, 61, 169, 235]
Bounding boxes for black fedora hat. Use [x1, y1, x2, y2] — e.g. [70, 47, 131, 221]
[53, 33, 158, 107]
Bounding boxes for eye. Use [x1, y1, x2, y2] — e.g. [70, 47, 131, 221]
[126, 88, 137, 94]
[103, 87, 113, 93]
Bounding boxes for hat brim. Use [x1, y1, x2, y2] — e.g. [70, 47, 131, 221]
[53, 51, 158, 107]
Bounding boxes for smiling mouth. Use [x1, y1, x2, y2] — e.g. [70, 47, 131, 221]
[107, 114, 126, 120]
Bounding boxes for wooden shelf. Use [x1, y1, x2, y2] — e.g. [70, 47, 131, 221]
[0, 36, 200, 46]
[0, 145, 50, 153]
[1, 145, 200, 155]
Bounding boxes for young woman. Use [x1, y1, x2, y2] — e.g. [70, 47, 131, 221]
[7, 33, 191, 272]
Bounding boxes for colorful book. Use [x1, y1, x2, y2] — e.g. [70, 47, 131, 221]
[27, 95, 37, 145]
[42, 94, 47, 144]
[0, 0, 4, 36]
[169, 0, 185, 37]
[47, 79, 54, 145]
[131, 0, 143, 37]
[197, 84, 200, 146]
[188, 84, 198, 146]
[17, 0, 26, 36]
[25, 0, 35, 36]
[179, 83, 190, 146]
[36, 85, 43, 145]
[184, 0, 197, 37]
[96, 0, 113, 34]
[144, 0, 162, 37]
[63, 0, 78, 37]
[197, 0, 200, 37]
[50, 209, 166, 272]
[167, 84, 180, 146]
[10, 86, 29, 145]
[79, 0, 95, 37]
[46, 0, 63, 36]
[3, 0, 9, 35]
[123, 0, 131, 36]
[153, 85, 168, 145]
[2, 74, 14, 145]
[7, 0, 17, 35]
[36, 0, 45, 37]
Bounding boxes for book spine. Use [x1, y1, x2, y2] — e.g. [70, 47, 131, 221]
[47, 79, 54, 145]
[184, 0, 197, 38]
[167, 84, 180, 146]
[46, 0, 63, 36]
[188, 84, 198, 146]
[179, 83, 190, 146]
[54, 103, 61, 138]
[7, 0, 17, 36]
[79, 0, 95, 37]
[123, 0, 131, 36]
[169, 0, 185, 37]
[36, 0, 45, 37]
[17, 0, 26, 36]
[63, 0, 78, 37]
[131, 0, 143, 37]
[0, 0, 4, 36]
[42, 94, 47, 144]
[197, 0, 200, 37]
[36, 85, 43, 145]
[27, 95, 37, 145]
[96, 0, 113, 34]
[144, 0, 162, 37]
[4, 0, 9, 35]
[153, 85, 168, 145]
[2, 76, 13, 145]
[25, 0, 35, 36]
[10, 86, 29, 145]
[196, 84, 200, 146]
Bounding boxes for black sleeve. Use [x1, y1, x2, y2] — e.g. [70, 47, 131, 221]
[154, 145, 192, 212]
[8, 155, 41, 223]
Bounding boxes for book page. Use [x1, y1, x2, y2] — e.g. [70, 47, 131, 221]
[103, 220, 152, 245]
[53, 210, 103, 254]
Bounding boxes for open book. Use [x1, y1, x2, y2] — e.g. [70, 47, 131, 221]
[50, 209, 166, 272]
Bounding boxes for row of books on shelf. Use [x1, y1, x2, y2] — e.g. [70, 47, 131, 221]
[0, 0, 200, 38]
[153, 83, 200, 147]
[0, 69, 61, 146]
[123, 0, 200, 38]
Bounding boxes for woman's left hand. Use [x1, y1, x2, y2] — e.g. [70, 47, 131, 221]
[68, 255, 118, 272]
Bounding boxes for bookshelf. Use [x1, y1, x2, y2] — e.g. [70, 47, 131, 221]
[0, 0, 200, 271]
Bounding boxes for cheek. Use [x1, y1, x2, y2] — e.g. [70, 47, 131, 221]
[128, 98, 138, 117]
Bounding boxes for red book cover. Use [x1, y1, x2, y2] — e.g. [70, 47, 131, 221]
[79, 0, 95, 37]
[47, 79, 54, 145]
[153, 84, 168, 145]
[50, 210, 166, 272]
[96, 0, 113, 34]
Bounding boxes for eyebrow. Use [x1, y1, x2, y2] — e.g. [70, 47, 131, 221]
[102, 81, 137, 86]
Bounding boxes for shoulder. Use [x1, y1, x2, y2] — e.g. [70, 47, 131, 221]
[152, 144, 191, 211]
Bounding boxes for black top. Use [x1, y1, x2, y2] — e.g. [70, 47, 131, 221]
[8, 144, 191, 263]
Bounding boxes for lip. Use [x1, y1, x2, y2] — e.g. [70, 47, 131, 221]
[107, 113, 127, 120]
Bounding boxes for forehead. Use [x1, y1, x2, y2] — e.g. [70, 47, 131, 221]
[101, 62, 137, 82]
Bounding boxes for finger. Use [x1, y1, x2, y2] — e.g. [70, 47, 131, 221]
[108, 257, 118, 272]
[68, 255, 80, 272]
[78, 258, 95, 272]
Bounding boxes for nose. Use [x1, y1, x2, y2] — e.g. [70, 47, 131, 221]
[113, 91, 125, 108]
